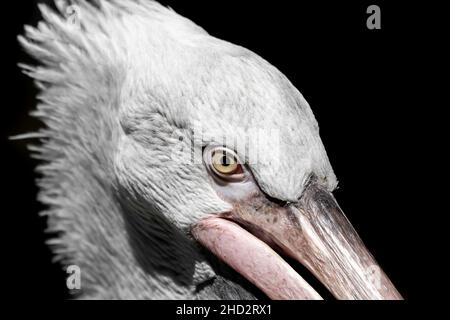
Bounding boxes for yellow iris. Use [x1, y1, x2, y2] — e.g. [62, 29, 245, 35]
[211, 150, 239, 175]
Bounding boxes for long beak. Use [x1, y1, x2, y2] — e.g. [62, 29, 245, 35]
[192, 180, 402, 300]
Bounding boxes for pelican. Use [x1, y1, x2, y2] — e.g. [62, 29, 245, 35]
[19, 0, 402, 299]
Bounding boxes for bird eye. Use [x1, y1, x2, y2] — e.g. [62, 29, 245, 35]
[204, 146, 244, 181]
[212, 150, 239, 174]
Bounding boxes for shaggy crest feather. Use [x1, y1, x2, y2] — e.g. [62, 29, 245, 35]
[19, 0, 227, 300]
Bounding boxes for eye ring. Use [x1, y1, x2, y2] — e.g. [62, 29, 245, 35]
[203, 146, 245, 181]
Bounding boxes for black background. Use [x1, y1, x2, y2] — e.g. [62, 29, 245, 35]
[2, 0, 437, 301]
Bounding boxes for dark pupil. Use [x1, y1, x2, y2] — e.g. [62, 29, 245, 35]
[221, 154, 231, 166]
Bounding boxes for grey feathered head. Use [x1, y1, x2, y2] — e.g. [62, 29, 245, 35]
[20, 0, 401, 299]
